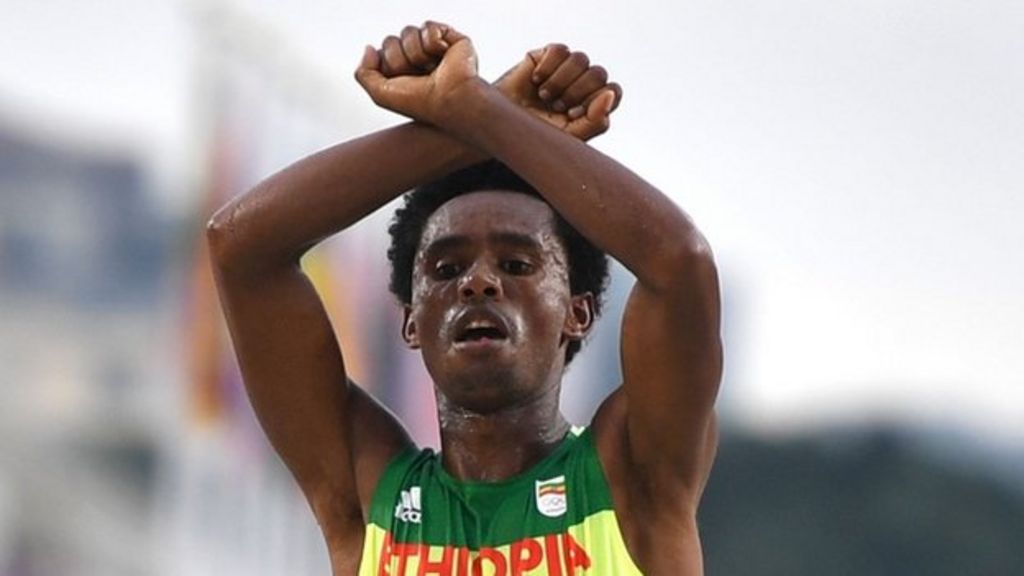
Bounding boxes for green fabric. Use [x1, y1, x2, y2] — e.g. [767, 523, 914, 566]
[368, 427, 616, 549]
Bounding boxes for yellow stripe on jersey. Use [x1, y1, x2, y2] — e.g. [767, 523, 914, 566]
[359, 509, 642, 575]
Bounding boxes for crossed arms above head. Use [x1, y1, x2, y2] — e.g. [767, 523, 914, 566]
[207, 21, 721, 575]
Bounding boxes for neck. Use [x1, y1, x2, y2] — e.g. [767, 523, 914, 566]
[436, 384, 570, 482]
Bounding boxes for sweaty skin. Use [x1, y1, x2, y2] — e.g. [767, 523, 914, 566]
[207, 21, 720, 575]
[407, 192, 582, 481]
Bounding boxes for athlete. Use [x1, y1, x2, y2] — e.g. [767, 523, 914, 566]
[207, 22, 722, 575]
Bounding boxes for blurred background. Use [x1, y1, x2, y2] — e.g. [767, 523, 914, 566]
[1, 0, 1022, 574]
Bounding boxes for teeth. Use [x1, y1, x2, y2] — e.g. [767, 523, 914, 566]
[455, 313, 508, 344]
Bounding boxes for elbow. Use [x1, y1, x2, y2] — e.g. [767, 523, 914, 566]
[676, 233, 716, 268]
[206, 199, 304, 276]
[205, 201, 261, 274]
[205, 203, 238, 268]
[646, 232, 718, 293]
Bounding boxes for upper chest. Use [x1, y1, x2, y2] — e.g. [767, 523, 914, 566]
[362, 439, 644, 574]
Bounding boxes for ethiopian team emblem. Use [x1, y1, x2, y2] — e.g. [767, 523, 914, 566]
[535, 475, 568, 518]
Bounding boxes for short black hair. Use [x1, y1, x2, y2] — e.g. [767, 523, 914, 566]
[387, 160, 609, 365]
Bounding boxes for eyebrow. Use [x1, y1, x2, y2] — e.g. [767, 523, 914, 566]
[422, 232, 543, 259]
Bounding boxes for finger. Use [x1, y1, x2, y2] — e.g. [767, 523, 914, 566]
[526, 48, 544, 67]
[538, 51, 589, 111]
[438, 23, 469, 46]
[356, 44, 381, 74]
[523, 48, 545, 82]
[421, 21, 452, 57]
[400, 25, 433, 71]
[559, 65, 608, 112]
[532, 43, 570, 92]
[569, 79, 622, 120]
[354, 45, 387, 98]
[381, 35, 415, 76]
[435, 25, 476, 76]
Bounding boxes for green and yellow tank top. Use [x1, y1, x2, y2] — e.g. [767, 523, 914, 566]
[358, 427, 642, 575]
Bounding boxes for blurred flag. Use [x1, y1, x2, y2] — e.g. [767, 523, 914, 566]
[167, 5, 478, 575]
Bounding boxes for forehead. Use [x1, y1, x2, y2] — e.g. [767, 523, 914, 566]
[419, 190, 559, 251]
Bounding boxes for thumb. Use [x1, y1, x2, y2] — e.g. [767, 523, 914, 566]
[441, 36, 479, 78]
[568, 88, 616, 140]
[585, 89, 616, 123]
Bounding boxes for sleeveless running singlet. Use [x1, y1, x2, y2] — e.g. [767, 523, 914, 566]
[358, 427, 642, 575]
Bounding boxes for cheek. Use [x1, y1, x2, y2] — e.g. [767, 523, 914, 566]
[526, 270, 573, 331]
[538, 275, 569, 306]
[410, 265, 446, 307]
[410, 277, 457, 339]
[411, 277, 430, 306]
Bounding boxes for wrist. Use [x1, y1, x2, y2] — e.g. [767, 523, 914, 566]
[432, 78, 497, 132]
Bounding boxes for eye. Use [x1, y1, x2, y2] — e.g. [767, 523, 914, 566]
[434, 262, 463, 279]
[501, 259, 534, 275]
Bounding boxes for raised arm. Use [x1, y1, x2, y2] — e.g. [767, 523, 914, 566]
[206, 22, 620, 573]
[356, 25, 721, 572]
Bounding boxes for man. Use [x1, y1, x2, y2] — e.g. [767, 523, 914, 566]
[207, 21, 721, 575]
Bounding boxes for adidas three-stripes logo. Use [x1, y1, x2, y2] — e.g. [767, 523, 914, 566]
[394, 486, 422, 523]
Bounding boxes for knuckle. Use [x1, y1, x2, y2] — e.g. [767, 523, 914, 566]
[575, 87, 595, 103]
[564, 84, 588, 103]
[570, 51, 590, 67]
[422, 28, 445, 52]
[401, 35, 423, 57]
[590, 65, 608, 82]
[546, 43, 570, 57]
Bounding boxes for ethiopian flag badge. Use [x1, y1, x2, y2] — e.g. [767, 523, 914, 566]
[535, 475, 568, 518]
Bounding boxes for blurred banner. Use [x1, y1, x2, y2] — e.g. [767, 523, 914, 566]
[171, 6, 380, 575]
[3, 2, 1022, 575]
[166, 4, 633, 571]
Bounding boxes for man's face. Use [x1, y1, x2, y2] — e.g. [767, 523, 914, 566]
[403, 190, 591, 413]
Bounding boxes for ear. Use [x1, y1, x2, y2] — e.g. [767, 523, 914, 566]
[563, 292, 594, 341]
[402, 305, 421, 349]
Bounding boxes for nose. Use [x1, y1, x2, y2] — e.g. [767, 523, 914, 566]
[458, 261, 502, 301]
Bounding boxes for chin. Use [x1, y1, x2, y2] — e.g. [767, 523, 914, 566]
[436, 361, 530, 414]
[422, 338, 561, 412]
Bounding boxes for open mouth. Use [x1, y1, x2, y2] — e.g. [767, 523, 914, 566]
[452, 309, 510, 346]
[456, 324, 507, 342]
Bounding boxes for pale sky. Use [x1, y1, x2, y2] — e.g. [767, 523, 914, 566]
[3, 0, 1022, 442]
